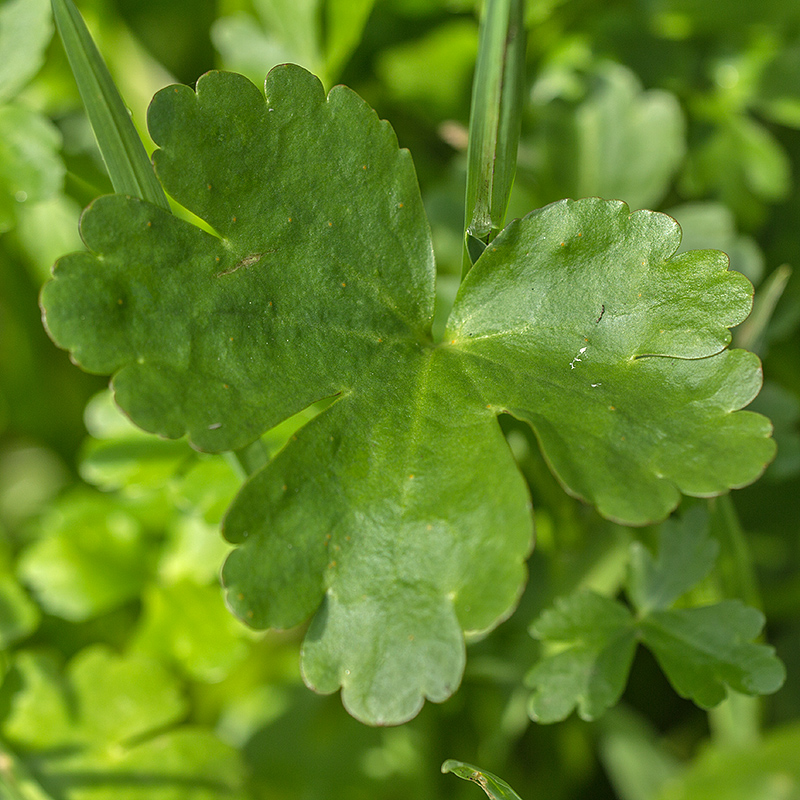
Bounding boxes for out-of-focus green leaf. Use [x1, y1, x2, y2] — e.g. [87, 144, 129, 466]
[0, 574, 39, 648]
[527, 509, 785, 722]
[16, 490, 151, 621]
[376, 19, 478, 118]
[746, 382, 800, 481]
[657, 722, 800, 800]
[526, 591, 637, 723]
[668, 202, 764, 284]
[597, 706, 683, 800]
[1, 647, 248, 800]
[213, 0, 375, 87]
[14, 194, 84, 284]
[442, 759, 524, 800]
[131, 581, 252, 682]
[680, 115, 790, 226]
[0, 0, 52, 104]
[523, 62, 685, 210]
[756, 43, 800, 129]
[41, 66, 774, 724]
[0, 105, 64, 233]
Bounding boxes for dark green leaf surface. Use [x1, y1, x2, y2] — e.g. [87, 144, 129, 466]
[527, 510, 785, 722]
[41, 65, 774, 724]
[527, 591, 636, 723]
[641, 602, 785, 708]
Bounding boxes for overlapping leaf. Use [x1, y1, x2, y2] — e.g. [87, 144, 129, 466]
[527, 508, 785, 722]
[41, 65, 774, 724]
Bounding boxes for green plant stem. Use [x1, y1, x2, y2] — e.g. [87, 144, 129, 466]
[706, 496, 764, 748]
[51, 0, 170, 211]
[462, 0, 526, 275]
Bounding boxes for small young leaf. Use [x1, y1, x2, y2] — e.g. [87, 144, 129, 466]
[527, 591, 637, 723]
[442, 760, 524, 800]
[528, 509, 785, 722]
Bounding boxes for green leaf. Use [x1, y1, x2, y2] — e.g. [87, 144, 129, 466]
[41, 66, 774, 724]
[51, 0, 169, 211]
[526, 591, 637, 723]
[16, 490, 151, 621]
[131, 581, 251, 682]
[657, 722, 800, 800]
[1, 647, 248, 800]
[525, 62, 685, 211]
[528, 509, 785, 722]
[0, 105, 64, 233]
[0, 0, 53, 104]
[0, 575, 40, 648]
[627, 506, 719, 613]
[640, 601, 785, 708]
[441, 760, 524, 800]
[447, 198, 774, 525]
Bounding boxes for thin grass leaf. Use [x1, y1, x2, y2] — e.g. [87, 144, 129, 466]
[442, 760, 524, 800]
[463, 0, 525, 274]
[51, 0, 169, 211]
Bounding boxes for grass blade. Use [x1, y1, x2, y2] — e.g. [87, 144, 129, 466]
[51, 0, 170, 211]
[463, 0, 526, 275]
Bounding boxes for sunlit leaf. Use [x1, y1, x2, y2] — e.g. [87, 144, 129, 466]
[1, 647, 248, 800]
[42, 65, 774, 724]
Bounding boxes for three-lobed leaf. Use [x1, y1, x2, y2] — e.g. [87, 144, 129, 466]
[527, 508, 785, 723]
[41, 65, 774, 724]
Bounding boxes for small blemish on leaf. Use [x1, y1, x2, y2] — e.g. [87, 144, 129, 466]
[237, 593, 244, 601]
[596, 304, 605, 323]
[409, 474, 414, 479]
[117, 298, 123, 305]
[216, 252, 263, 276]
[208, 422, 222, 430]
[609, 405, 616, 411]
[341, 282, 346, 288]
[146, 221, 152, 228]
[328, 221, 333, 227]
[398, 202, 404, 208]
[247, 610, 254, 619]
[232, 216, 237, 222]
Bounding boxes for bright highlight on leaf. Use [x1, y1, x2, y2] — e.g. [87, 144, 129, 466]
[527, 507, 786, 723]
[41, 65, 774, 725]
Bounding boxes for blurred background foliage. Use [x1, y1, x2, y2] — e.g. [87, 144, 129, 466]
[1, 0, 799, 798]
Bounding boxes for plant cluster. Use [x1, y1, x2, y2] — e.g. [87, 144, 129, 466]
[1, 1, 799, 799]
